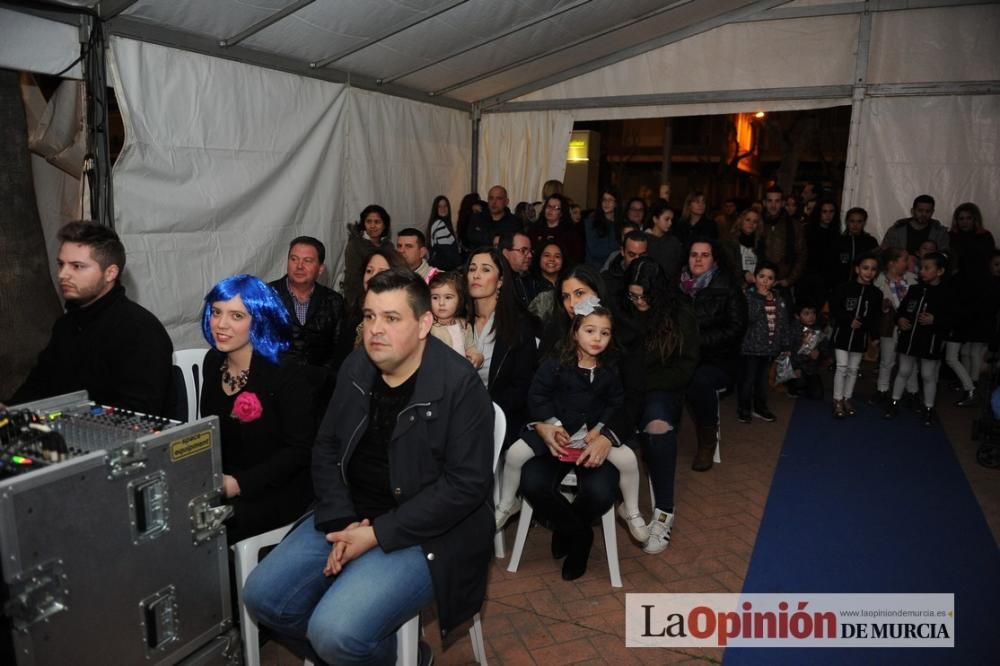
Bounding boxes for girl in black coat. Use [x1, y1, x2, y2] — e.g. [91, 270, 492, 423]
[496, 305, 642, 554]
[510, 304, 634, 581]
[886, 252, 954, 425]
[829, 253, 882, 418]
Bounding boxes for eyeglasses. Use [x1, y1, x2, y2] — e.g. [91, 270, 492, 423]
[545, 205, 562, 211]
[512, 247, 533, 255]
[627, 292, 648, 303]
[628, 206, 644, 212]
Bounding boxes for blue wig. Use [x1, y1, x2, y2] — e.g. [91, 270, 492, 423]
[202, 274, 291, 364]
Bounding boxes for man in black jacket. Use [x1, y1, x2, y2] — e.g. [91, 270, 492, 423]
[8, 221, 173, 415]
[244, 269, 494, 665]
[463, 185, 522, 249]
[269, 236, 345, 406]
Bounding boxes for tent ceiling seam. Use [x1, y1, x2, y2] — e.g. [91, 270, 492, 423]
[476, 0, 994, 109]
[104, 15, 472, 112]
[310, 0, 470, 69]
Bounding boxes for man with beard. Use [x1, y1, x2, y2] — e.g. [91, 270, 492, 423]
[8, 221, 173, 415]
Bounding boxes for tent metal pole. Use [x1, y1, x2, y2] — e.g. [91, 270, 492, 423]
[483, 85, 853, 113]
[96, 0, 139, 20]
[106, 15, 471, 111]
[470, 103, 481, 194]
[310, 0, 469, 69]
[220, 0, 316, 48]
[82, 15, 114, 227]
[841, 4, 873, 212]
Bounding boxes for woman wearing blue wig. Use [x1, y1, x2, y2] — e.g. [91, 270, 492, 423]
[200, 274, 318, 543]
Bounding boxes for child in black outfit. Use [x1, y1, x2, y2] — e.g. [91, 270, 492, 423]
[829, 252, 882, 418]
[787, 302, 829, 400]
[885, 252, 954, 425]
[738, 261, 792, 423]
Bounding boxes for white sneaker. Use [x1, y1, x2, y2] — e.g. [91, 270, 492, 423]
[643, 509, 675, 554]
[495, 498, 521, 530]
[616, 503, 650, 542]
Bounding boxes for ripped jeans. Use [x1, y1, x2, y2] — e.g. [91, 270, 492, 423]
[641, 390, 683, 513]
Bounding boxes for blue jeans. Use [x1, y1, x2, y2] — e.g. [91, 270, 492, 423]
[243, 514, 434, 666]
[641, 391, 683, 513]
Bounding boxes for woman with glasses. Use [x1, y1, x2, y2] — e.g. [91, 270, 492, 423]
[528, 193, 583, 265]
[617, 257, 699, 554]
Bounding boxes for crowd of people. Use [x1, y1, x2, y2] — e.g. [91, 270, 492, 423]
[6, 181, 995, 664]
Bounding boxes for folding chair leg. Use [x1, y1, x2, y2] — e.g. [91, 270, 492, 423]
[506, 501, 534, 573]
[397, 614, 421, 666]
[468, 612, 486, 664]
[601, 508, 623, 588]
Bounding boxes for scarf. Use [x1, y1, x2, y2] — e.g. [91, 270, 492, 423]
[679, 266, 718, 297]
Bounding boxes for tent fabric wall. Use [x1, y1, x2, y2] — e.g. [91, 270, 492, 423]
[853, 95, 1000, 241]
[342, 88, 471, 241]
[0, 8, 83, 79]
[109, 38, 469, 349]
[477, 110, 574, 206]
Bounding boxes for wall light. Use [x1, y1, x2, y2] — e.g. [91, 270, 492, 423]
[754, 111, 766, 119]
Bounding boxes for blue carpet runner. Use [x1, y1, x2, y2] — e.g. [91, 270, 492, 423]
[723, 398, 1000, 665]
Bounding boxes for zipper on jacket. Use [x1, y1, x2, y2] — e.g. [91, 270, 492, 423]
[339, 380, 371, 487]
[904, 290, 926, 357]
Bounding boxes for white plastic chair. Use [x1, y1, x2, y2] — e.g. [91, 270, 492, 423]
[491, 403, 507, 559]
[393, 610, 486, 666]
[232, 522, 295, 666]
[172, 348, 208, 422]
[506, 470, 622, 588]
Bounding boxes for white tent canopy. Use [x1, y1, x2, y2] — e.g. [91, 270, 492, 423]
[1, 0, 997, 348]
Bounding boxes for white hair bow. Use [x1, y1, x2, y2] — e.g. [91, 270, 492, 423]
[573, 294, 602, 317]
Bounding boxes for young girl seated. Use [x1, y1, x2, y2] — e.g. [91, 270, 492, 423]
[427, 269, 483, 367]
[495, 298, 649, 542]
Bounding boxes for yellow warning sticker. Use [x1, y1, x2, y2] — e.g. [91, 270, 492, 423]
[170, 431, 212, 462]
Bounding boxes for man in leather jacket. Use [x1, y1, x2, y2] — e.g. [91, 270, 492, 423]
[269, 236, 345, 407]
[245, 269, 494, 665]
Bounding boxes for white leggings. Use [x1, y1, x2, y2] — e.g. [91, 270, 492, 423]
[833, 349, 863, 400]
[498, 439, 643, 517]
[892, 354, 941, 408]
[945, 341, 974, 392]
[877, 335, 919, 394]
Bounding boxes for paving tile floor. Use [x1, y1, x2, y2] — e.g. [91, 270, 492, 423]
[261, 365, 999, 665]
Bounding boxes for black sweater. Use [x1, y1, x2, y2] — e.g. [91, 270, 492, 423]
[9, 284, 173, 415]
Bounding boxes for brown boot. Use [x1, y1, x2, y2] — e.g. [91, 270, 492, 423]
[692, 425, 717, 472]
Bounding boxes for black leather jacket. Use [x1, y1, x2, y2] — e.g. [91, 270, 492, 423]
[269, 277, 346, 371]
[311, 337, 494, 634]
[683, 269, 747, 368]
